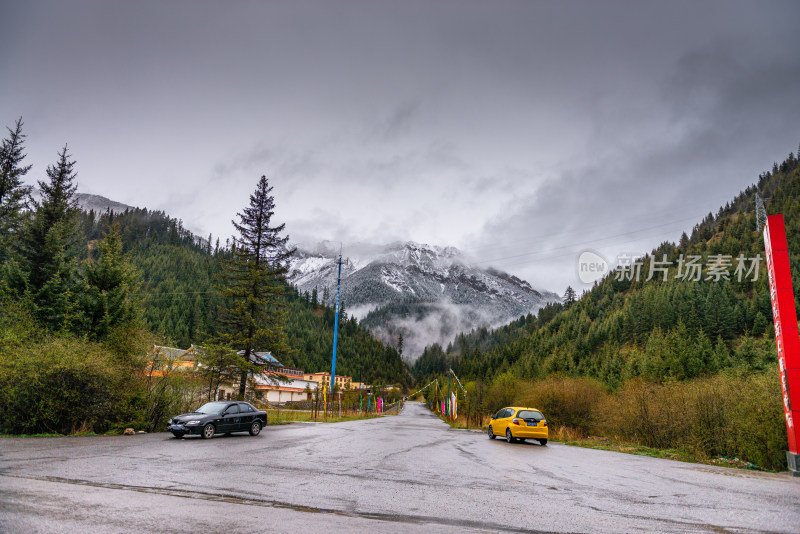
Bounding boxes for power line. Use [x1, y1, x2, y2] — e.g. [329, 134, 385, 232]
[466, 213, 703, 268]
[462, 199, 721, 258]
[132, 290, 218, 296]
[488, 228, 690, 272]
[128, 209, 711, 299]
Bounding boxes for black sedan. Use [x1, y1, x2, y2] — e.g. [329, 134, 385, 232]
[167, 401, 268, 439]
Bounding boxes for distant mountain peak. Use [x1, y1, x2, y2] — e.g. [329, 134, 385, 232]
[287, 240, 559, 359]
[29, 187, 137, 216]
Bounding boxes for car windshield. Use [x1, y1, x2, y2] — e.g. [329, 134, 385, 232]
[517, 410, 544, 421]
[195, 402, 228, 415]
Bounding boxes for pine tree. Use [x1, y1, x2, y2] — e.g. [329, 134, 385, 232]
[751, 311, 767, 337]
[195, 342, 246, 402]
[213, 175, 295, 399]
[18, 146, 81, 329]
[0, 118, 32, 263]
[678, 232, 689, 250]
[563, 286, 577, 306]
[79, 223, 140, 340]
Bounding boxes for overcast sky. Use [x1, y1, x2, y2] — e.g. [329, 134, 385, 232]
[2, 1, 799, 293]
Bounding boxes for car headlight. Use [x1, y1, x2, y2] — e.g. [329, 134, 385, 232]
[186, 420, 202, 425]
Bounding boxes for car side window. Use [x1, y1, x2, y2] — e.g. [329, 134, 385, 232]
[226, 404, 239, 414]
[494, 409, 505, 419]
[240, 403, 253, 412]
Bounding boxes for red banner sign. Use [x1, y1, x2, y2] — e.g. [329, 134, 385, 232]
[763, 214, 800, 456]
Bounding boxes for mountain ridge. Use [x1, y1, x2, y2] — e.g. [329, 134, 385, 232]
[29, 187, 138, 215]
[412, 148, 800, 389]
[287, 240, 559, 358]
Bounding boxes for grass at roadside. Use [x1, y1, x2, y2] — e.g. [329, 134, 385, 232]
[265, 409, 385, 425]
[0, 433, 64, 438]
[429, 408, 769, 472]
[0, 412, 387, 436]
[0, 431, 104, 438]
[552, 435, 764, 471]
[557, 436, 699, 463]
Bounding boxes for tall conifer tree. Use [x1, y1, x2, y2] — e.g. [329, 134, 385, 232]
[79, 222, 140, 340]
[214, 175, 294, 399]
[563, 285, 577, 306]
[0, 118, 32, 263]
[19, 146, 81, 329]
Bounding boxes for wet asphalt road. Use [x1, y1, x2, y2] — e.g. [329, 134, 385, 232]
[1, 402, 799, 533]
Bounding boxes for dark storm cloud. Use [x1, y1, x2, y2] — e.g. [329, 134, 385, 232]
[369, 100, 423, 142]
[1, 1, 798, 292]
[476, 30, 800, 291]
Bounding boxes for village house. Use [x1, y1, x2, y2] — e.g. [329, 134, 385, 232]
[305, 372, 346, 390]
[145, 345, 318, 403]
[303, 372, 368, 391]
[249, 352, 317, 403]
[146, 345, 200, 377]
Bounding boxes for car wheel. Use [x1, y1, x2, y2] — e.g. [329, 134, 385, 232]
[202, 423, 215, 439]
[539, 439, 548, 446]
[249, 421, 262, 436]
[488, 426, 495, 440]
[506, 428, 514, 443]
[171, 432, 184, 439]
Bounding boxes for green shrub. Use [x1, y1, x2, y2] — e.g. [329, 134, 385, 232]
[0, 336, 124, 434]
[604, 378, 689, 449]
[602, 371, 787, 470]
[725, 370, 786, 470]
[486, 371, 520, 413]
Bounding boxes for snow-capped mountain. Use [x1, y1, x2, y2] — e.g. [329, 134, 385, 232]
[288, 241, 559, 359]
[29, 187, 136, 215]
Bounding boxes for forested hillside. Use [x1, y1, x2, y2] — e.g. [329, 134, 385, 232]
[413, 150, 799, 470]
[0, 119, 407, 437]
[415, 150, 799, 385]
[76, 208, 408, 386]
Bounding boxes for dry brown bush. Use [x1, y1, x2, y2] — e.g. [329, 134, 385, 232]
[481, 369, 787, 470]
[516, 376, 608, 438]
[600, 371, 786, 470]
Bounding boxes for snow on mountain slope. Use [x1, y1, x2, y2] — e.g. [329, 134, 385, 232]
[288, 241, 559, 359]
[29, 188, 136, 215]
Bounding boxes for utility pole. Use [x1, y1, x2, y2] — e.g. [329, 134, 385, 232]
[756, 193, 767, 231]
[447, 370, 451, 419]
[330, 253, 342, 394]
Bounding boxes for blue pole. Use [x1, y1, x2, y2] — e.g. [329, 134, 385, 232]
[330, 255, 342, 394]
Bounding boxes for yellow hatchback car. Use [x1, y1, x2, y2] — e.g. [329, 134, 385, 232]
[488, 406, 548, 445]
